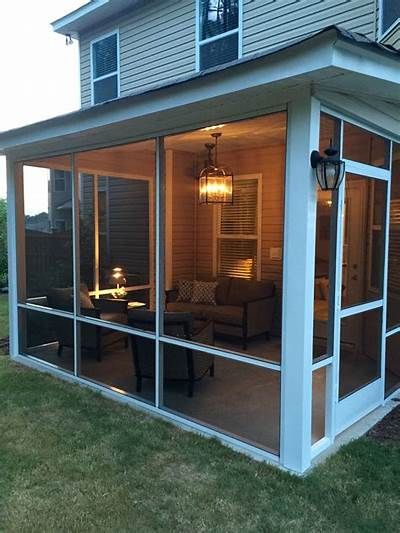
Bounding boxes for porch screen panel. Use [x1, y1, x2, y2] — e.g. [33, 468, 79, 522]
[163, 112, 286, 364]
[19, 308, 74, 373]
[343, 122, 390, 169]
[387, 143, 400, 330]
[21, 156, 73, 312]
[341, 175, 387, 309]
[76, 140, 156, 326]
[161, 345, 280, 455]
[313, 114, 341, 360]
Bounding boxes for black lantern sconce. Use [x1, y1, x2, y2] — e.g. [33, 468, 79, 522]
[310, 145, 345, 191]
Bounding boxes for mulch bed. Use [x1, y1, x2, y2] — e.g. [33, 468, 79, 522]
[367, 402, 400, 442]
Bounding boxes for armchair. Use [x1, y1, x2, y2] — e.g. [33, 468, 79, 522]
[47, 286, 128, 361]
[128, 310, 214, 397]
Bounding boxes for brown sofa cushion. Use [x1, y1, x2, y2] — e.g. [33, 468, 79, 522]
[166, 301, 215, 320]
[215, 277, 231, 305]
[226, 278, 274, 306]
[206, 305, 243, 326]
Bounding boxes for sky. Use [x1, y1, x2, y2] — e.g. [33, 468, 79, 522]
[0, 0, 86, 205]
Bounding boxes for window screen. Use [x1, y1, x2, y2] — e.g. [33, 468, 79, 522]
[382, 0, 400, 34]
[199, 0, 240, 70]
[91, 33, 118, 104]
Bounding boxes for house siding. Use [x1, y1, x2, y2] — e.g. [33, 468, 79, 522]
[79, 0, 377, 107]
[79, 0, 196, 107]
[243, 0, 377, 55]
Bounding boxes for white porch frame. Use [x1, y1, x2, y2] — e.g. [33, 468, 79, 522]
[3, 80, 400, 472]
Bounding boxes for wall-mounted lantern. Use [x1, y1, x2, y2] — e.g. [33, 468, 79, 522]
[199, 132, 233, 204]
[310, 146, 345, 191]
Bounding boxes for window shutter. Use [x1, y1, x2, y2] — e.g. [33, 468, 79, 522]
[217, 177, 259, 280]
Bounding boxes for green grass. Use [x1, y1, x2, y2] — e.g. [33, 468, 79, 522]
[1, 295, 400, 531]
[1, 362, 400, 531]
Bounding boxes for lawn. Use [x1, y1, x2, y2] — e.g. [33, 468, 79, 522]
[1, 295, 400, 531]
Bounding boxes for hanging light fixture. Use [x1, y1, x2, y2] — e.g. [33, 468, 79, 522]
[310, 143, 345, 191]
[199, 132, 233, 204]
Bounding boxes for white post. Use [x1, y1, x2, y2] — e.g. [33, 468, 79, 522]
[6, 158, 19, 358]
[280, 91, 320, 473]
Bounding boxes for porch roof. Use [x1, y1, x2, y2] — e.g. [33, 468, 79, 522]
[0, 26, 399, 159]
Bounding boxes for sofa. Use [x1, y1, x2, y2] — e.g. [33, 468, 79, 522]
[166, 277, 275, 349]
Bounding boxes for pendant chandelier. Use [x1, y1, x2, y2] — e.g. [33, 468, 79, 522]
[198, 132, 233, 204]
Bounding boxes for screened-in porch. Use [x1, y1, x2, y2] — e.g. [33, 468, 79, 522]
[2, 27, 400, 473]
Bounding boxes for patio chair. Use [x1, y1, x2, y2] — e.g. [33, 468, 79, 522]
[128, 310, 214, 397]
[47, 285, 128, 361]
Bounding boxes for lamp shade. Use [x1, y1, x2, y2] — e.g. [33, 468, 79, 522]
[110, 267, 126, 287]
[199, 164, 233, 204]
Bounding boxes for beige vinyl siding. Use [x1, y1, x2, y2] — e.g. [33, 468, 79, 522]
[170, 151, 196, 283]
[381, 25, 400, 49]
[79, 0, 195, 107]
[79, 0, 378, 107]
[243, 0, 377, 55]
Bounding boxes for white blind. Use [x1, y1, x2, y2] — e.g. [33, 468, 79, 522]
[93, 34, 118, 79]
[389, 198, 400, 294]
[217, 177, 259, 280]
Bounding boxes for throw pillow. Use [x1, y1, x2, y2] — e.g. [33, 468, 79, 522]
[191, 280, 217, 305]
[177, 280, 194, 302]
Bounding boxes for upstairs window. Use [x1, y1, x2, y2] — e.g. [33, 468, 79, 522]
[91, 31, 119, 105]
[381, 0, 400, 35]
[53, 170, 67, 192]
[198, 0, 241, 71]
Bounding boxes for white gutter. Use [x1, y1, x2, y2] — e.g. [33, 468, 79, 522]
[51, 0, 109, 38]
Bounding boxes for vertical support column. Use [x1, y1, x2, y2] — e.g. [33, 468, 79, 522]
[280, 92, 320, 473]
[93, 174, 100, 298]
[380, 141, 393, 403]
[155, 137, 165, 408]
[72, 154, 81, 377]
[6, 158, 19, 358]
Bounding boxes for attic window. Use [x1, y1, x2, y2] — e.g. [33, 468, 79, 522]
[198, 0, 241, 71]
[91, 31, 119, 105]
[381, 0, 400, 36]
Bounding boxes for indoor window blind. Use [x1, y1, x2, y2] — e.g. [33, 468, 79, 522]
[92, 33, 118, 104]
[388, 198, 400, 294]
[217, 177, 259, 280]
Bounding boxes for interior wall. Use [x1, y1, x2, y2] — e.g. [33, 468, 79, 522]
[170, 150, 196, 285]
[196, 144, 286, 285]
